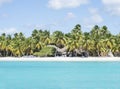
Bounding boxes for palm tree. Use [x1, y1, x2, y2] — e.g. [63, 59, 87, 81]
[51, 31, 66, 48]
[31, 29, 44, 52]
[0, 33, 7, 56]
[83, 32, 95, 56]
[90, 25, 103, 56]
[71, 24, 82, 34]
[64, 24, 83, 56]
[11, 32, 26, 57]
[40, 30, 51, 45]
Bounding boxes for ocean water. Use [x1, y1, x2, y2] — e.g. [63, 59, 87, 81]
[0, 61, 120, 89]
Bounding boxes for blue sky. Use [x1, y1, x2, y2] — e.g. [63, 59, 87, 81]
[0, 0, 120, 36]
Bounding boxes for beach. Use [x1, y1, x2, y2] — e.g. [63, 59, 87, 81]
[0, 57, 120, 61]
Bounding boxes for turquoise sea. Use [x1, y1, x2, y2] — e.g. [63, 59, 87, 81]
[0, 61, 120, 89]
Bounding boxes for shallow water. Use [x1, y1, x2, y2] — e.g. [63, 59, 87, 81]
[0, 61, 120, 89]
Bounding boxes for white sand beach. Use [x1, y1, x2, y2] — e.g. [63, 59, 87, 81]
[0, 57, 120, 61]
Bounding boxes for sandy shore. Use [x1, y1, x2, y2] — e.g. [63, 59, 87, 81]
[0, 57, 120, 61]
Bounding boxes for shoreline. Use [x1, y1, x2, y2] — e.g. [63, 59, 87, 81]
[0, 57, 120, 62]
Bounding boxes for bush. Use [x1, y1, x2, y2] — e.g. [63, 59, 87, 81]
[33, 47, 56, 57]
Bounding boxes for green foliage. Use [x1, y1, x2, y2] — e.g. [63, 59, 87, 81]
[0, 24, 120, 57]
[33, 47, 56, 57]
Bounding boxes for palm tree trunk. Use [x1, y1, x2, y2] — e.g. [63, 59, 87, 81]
[97, 50, 100, 57]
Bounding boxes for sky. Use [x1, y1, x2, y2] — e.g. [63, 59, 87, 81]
[0, 0, 120, 36]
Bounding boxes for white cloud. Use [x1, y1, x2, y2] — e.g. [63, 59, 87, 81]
[0, 28, 18, 34]
[0, 13, 9, 18]
[84, 8, 103, 29]
[89, 8, 98, 14]
[48, 0, 89, 9]
[0, 0, 12, 6]
[102, 0, 120, 5]
[66, 12, 76, 19]
[90, 14, 103, 23]
[24, 24, 47, 30]
[84, 14, 103, 28]
[102, 0, 120, 16]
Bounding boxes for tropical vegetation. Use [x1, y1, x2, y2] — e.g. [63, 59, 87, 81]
[33, 47, 56, 57]
[0, 24, 120, 57]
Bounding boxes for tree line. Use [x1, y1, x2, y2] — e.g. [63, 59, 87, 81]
[0, 24, 120, 57]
